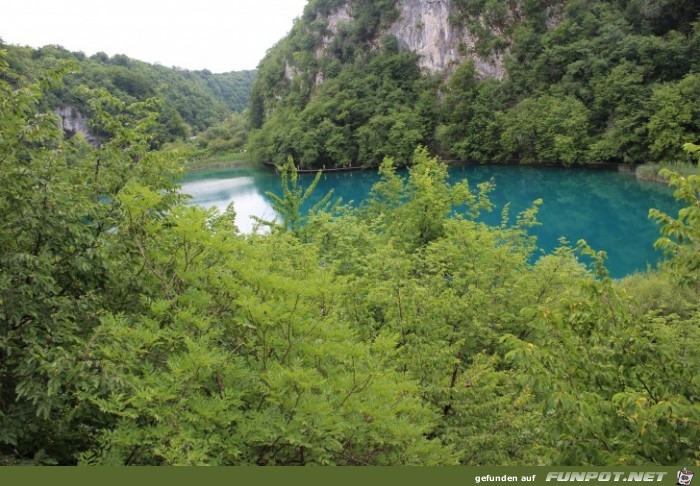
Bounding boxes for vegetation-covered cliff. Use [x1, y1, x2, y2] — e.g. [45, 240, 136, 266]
[1, 41, 256, 147]
[249, 0, 700, 168]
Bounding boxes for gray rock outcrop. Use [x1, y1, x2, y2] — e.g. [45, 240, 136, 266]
[54, 105, 99, 146]
[309, 0, 507, 80]
[388, 0, 505, 78]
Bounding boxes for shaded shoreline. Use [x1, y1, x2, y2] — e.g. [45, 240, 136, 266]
[186, 155, 683, 179]
[186, 160, 255, 171]
[262, 161, 368, 173]
[261, 158, 649, 174]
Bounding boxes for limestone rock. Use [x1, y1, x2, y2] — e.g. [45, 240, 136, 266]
[387, 0, 505, 78]
[54, 105, 99, 146]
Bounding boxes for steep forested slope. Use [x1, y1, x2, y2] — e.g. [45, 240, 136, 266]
[198, 69, 257, 113]
[249, 0, 700, 167]
[1, 42, 256, 145]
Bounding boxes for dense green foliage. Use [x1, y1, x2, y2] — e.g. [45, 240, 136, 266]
[249, 0, 700, 167]
[195, 112, 251, 153]
[199, 69, 257, 113]
[250, 46, 435, 168]
[1, 42, 256, 147]
[1, 56, 698, 465]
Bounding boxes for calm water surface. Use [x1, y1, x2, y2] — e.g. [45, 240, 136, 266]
[180, 165, 682, 278]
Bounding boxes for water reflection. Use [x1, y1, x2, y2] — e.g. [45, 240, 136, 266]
[180, 164, 682, 277]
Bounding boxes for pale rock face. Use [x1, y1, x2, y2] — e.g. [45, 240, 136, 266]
[316, 4, 353, 55]
[54, 105, 98, 146]
[387, 0, 505, 78]
[325, 5, 353, 36]
[311, 0, 506, 81]
[285, 60, 300, 80]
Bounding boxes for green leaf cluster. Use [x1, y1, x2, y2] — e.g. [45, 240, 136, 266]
[1, 52, 698, 467]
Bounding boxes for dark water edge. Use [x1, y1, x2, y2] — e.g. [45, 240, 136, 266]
[180, 164, 683, 278]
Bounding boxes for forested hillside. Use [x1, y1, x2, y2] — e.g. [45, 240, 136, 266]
[0, 49, 698, 466]
[249, 0, 700, 168]
[0, 41, 256, 146]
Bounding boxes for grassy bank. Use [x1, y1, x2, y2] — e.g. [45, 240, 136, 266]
[161, 141, 254, 170]
[635, 161, 700, 183]
[184, 150, 252, 170]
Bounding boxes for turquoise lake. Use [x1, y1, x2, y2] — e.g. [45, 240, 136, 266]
[180, 164, 683, 278]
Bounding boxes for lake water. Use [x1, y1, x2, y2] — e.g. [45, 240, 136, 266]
[180, 164, 683, 278]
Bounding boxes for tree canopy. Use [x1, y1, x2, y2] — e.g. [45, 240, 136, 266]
[0, 7, 698, 465]
[249, 0, 700, 167]
[1, 43, 256, 147]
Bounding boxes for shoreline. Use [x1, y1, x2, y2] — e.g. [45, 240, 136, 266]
[185, 160, 255, 171]
[184, 156, 693, 184]
[633, 162, 699, 185]
[261, 159, 660, 175]
[262, 161, 368, 173]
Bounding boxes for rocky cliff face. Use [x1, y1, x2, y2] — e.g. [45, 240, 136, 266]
[318, 4, 353, 53]
[388, 0, 505, 78]
[54, 105, 99, 146]
[314, 0, 506, 79]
